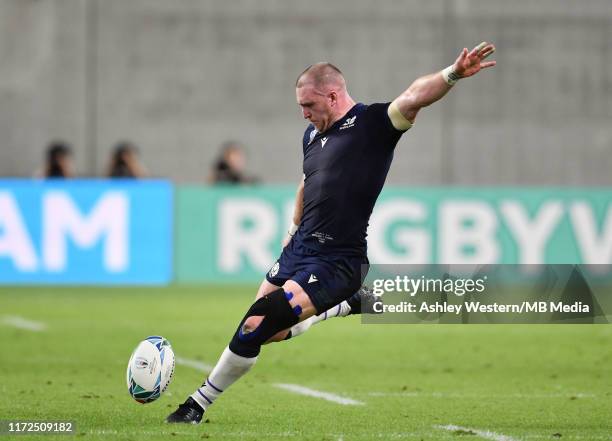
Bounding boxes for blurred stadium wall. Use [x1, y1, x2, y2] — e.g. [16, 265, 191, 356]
[1, 0, 611, 185]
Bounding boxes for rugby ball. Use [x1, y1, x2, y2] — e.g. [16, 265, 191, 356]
[126, 336, 175, 404]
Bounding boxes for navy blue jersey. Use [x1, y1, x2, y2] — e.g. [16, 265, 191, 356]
[294, 102, 406, 257]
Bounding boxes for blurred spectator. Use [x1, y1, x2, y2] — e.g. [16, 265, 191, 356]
[210, 141, 259, 185]
[34, 141, 75, 178]
[107, 142, 148, 178]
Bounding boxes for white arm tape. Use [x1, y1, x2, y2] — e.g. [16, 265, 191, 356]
[387, 101, 413, 131]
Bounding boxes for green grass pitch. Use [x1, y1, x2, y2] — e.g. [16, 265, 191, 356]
[1, 286, 611, 440]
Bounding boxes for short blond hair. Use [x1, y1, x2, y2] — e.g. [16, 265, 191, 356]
[296, 62, 346, 90]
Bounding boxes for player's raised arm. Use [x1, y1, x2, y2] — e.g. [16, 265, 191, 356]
[282, 175, 305, 248]
[388, 42, 496, 127]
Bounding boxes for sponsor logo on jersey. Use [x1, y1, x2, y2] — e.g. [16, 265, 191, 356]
[340, 115, 357, 130]
[308, 274, 318, 283]
[321, 137, 328, 147]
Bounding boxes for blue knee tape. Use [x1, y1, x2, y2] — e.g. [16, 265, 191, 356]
[285, 291, 301, 315]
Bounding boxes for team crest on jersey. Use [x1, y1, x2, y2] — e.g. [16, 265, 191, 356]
[269, 261, 280, 277]
[340, 115, 357, 130]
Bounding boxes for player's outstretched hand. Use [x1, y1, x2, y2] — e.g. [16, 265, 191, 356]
[453, 42, 496, 78]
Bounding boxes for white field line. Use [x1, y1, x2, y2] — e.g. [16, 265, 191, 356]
[174, 356, 213, 373]
[1, 315, 46, 331]
[274, 383, 364, 406]
[176, 358, 364, 407]
[171, 358, 365, 407]
[368, 391, 596, 399]
[436, 425, 520, 441]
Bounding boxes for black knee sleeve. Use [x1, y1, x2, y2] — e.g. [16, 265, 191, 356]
[229, 288, 300, 357]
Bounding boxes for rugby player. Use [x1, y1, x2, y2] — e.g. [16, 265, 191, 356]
[167, 41, 496, 423]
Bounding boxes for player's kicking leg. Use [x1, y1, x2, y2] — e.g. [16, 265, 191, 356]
[166, 280, 316, 424]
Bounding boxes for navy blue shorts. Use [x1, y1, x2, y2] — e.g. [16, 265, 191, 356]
[265, 238, 369, 314]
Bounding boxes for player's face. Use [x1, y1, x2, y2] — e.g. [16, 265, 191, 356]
[296, 85, 334, 132]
